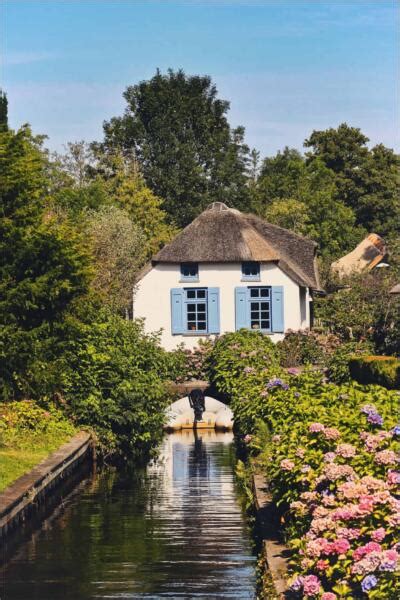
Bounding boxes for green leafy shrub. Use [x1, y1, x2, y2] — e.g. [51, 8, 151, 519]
[0, 399, 76, 446]
[349, 355, 400, 390]
[277, 329, 339, 367]
[58, 309, 173, 458]
[327, 340, 374, 384]
[206, 329, 282, 432]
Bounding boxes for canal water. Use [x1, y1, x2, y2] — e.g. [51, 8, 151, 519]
[1, 430, 257, 599]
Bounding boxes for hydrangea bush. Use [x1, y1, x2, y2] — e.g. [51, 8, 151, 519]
[207, 332, 399, 598]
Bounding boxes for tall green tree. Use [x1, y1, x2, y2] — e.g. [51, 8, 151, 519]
[256, 148, 363, 260]
[99, 69, 252, 226]
[304, 123, 400, 238]
[0, 126, 91, 398]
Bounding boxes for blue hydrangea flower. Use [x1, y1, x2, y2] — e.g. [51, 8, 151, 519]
[361, 575, 378, 592]
[392, 425, 400, 436]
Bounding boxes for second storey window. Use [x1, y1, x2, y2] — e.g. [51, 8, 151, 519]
[180, 263, 199, 281]
[242, 261, 260, 280]
[185, 288, 207, 332]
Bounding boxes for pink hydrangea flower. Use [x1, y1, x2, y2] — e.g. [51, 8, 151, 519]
[371, 528, 386, 542]
[333, 538, 351, 554]
[387, 470, 400, 485]
[319, 463, 356, 483]
[321, 594, 337, 600]
[336, 443, 356, 458]
[303, 574, 321, 596]
[375, 450, 398, 465]
[309, 422, 325, 433]
[336, 527, 361, 540]
[280, 459, 295, 471]
[353, 542, 382, 561]
[351, 552, 381, 575]
[306, 537, 330, 557]
[316, 559, 329, 571]
[323, 452, 336, 463]
[323, 427, 341, 440]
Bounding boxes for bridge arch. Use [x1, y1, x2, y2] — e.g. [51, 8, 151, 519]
[165, 396, 233, 431]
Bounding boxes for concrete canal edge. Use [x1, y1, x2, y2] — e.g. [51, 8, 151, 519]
[0, 431, 92, 538]
[252, 473, 290, 598]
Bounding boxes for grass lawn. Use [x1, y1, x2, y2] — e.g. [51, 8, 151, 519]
[0, 400, 78, 493]
[0, 431, 75, 492]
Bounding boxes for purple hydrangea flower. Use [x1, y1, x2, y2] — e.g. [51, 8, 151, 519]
[290, 576, 304, 592]
[361, 575, 378, 592]
[367, 412, 384, 426]
[266, 378, 289, 390]
[392, 425, 400, 436]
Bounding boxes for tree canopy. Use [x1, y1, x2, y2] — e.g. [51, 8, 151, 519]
[99, 69, 252, 226]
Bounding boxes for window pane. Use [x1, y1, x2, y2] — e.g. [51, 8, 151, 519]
[197, 322, 206, 330]
[197, 312, 206, 320]
[250, 289, 259, 297]
[197, 303, 206, 311]
[181, 263, 198, 277]
[251, 302, 260, 310]
[261, 302, 269, 310]
[261, 321, 269, 329]
[188, 303, 196, 311]
[251, 311, 259, 319]
[260, 288, 269, 297]
[187, 312, 196, 320]
[187, 290, 195, 299]
[251, 322, 260, 329]
[197, 290, 206, 298]
[242, 262, 260, 276]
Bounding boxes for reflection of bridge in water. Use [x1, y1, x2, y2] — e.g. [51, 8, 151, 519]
[165, 396, 234, 430]
[145, 430, 257, 597]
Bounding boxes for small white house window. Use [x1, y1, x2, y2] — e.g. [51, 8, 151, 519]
[180, 263, 199, 281]
[242, 261, 260, 280]
[185, 288, 207, 332]
[249, 287, 271, 331]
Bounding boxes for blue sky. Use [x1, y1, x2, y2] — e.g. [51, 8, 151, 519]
[2, 0, 399, 156]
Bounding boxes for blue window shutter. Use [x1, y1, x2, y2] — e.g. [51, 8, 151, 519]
[171, 288, 184, 334]
[235, 287, 249, 330]
[272, 286, 284, 332]
[208, 288, 220, 334]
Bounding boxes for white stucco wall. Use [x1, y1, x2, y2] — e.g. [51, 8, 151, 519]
[133, 262, 311, 350]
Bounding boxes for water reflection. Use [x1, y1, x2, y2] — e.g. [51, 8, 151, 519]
[1, 431, 256, 599]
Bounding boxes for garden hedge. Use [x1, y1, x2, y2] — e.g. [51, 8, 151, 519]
[348, 356, 400, 390]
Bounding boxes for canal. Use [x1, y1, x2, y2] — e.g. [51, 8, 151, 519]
[1, 430, 257, 599]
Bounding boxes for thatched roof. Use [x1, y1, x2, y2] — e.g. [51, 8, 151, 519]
[153, 202, 321, 290]
[331, 234, 387, 278]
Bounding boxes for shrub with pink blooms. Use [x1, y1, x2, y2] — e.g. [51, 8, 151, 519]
[252, 387, 399, 598]
[207, 335, 399, 598]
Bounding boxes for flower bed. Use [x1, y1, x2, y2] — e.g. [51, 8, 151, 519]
[207, 332, 400, 598]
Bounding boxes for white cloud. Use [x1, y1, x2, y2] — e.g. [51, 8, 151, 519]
[3, 51, 58, 66]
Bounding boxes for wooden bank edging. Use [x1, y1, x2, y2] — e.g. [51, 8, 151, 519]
[252, 473, 290, 598]
[0, 431, 92, 538]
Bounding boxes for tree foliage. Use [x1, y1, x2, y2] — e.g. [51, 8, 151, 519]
[304, 123, 400, 238]
[100, 69, 252, 226]
[85, 206, 145, 312]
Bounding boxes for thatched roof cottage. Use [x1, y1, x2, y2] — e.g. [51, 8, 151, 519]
[133, 202, 322, 350]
